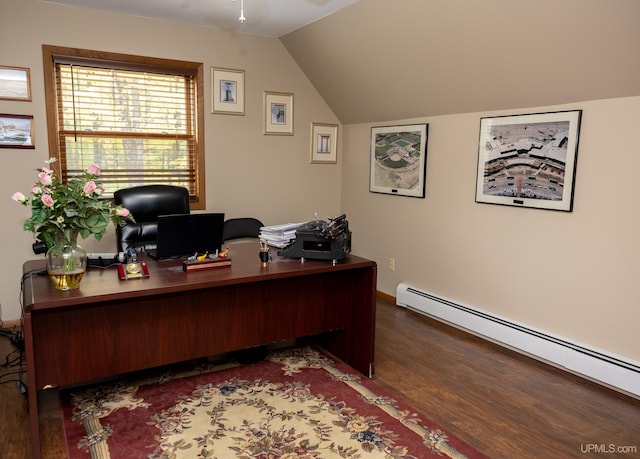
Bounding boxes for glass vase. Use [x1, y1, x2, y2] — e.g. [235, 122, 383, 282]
[46, 229, 87, 290]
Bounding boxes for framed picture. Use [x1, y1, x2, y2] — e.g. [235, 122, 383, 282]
[264, 91, 293, 135]
[211, 67, 244, 115]
[369, 124, 428, 198]
[475, 110, 582, 212]
[0, 66, 31, 101]
[0, 114, 35, 148]
[310, 123, 338, 164]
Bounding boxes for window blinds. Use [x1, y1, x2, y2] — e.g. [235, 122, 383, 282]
[55, 63, 197, 195]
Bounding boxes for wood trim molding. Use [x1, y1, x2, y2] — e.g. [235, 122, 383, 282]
[376, 290, 395, 304]
[1, 319, 21, 330]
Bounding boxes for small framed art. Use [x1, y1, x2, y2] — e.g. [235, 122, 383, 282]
[310, 123, 338, 164]
[211, 67, 244, 115]
[475, 110, 582, 212]
[0, 66, 31, 101]
[369, 124, 428, 197]
[264, 91, 293, 135]
[0, 114, 34, 148]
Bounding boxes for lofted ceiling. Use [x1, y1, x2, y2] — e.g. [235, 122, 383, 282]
[42, 0, 640, 124]
[43, 0, 359, 37]
[281, 0, 640, 124]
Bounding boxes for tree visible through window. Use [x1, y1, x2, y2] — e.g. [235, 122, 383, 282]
[43, 45, 205, 209]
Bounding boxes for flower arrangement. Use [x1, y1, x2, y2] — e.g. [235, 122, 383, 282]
[11, 158, 134, 249]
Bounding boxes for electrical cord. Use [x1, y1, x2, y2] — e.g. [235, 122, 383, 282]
[0, 330, 27, 395]
[0, 268, 42, 396]
[3, 266, 67, 395]
[1, 346, 22, 367]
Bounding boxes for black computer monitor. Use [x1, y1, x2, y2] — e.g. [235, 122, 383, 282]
[151, 212, 225, 259]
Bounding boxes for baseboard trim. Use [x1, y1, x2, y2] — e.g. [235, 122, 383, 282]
[376, 290, 395, 303]
[396, 283, 640, 399]
[1, 319, 21, 330]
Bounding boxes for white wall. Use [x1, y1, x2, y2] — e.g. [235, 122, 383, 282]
[0, 0, 342, 320]
[342, 97, 640, 362]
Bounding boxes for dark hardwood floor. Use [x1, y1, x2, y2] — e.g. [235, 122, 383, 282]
[372, 296, 640, 458]
[1, 296, 639, 458]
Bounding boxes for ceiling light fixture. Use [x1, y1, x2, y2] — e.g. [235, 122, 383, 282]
[232, 0, 246, 23]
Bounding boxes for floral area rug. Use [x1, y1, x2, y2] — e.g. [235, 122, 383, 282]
[61, 346, 487, 458]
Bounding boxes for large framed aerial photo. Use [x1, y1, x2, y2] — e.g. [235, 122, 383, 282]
[211, 67, 244, 115]
[369, 124, 428, 198]
[0, 114, 35, 148]
[475, 110, 582, 212]
[0, 66, 31, 101]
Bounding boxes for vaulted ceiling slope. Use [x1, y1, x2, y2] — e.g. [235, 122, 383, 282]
[46, 0, 360, 37]
[281, 0, 640, 124]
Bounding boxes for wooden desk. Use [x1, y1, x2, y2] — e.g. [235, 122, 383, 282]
[22, 242, 377, 458]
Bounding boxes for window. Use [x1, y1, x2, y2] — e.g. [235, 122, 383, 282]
[43, 45, 205, 209]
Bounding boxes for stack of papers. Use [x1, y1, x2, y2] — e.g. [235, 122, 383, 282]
[259, 222, 306, 248]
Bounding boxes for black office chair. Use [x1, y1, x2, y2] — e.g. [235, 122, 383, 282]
[113, 185, 190, 252]
[222, 217, 264, 242]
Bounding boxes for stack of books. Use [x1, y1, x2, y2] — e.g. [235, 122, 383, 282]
[259, 222, 306, 248]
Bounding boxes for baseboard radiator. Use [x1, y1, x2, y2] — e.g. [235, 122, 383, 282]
[396, 283, 640, 398]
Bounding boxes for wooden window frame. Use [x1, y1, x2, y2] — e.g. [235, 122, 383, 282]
[42, 45, 206, 210]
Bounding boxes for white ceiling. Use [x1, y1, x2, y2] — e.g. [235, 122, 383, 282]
[44, 0, 359, 37]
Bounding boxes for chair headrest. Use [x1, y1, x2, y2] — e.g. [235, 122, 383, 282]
[114, 185, 190, 222]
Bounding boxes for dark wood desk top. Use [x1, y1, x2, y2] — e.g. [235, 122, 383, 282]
[22, 241, 376, 312]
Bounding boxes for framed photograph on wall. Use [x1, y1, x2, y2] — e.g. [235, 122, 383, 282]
[369, 124, 428, 198]
[0, 66, 31, 101]
[211, 67, 244, 115]
[0, 114, 35, 148]
[264, 91, 293, 135]
[475, 110, 582, 212]
[310, 122, 338, 164]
